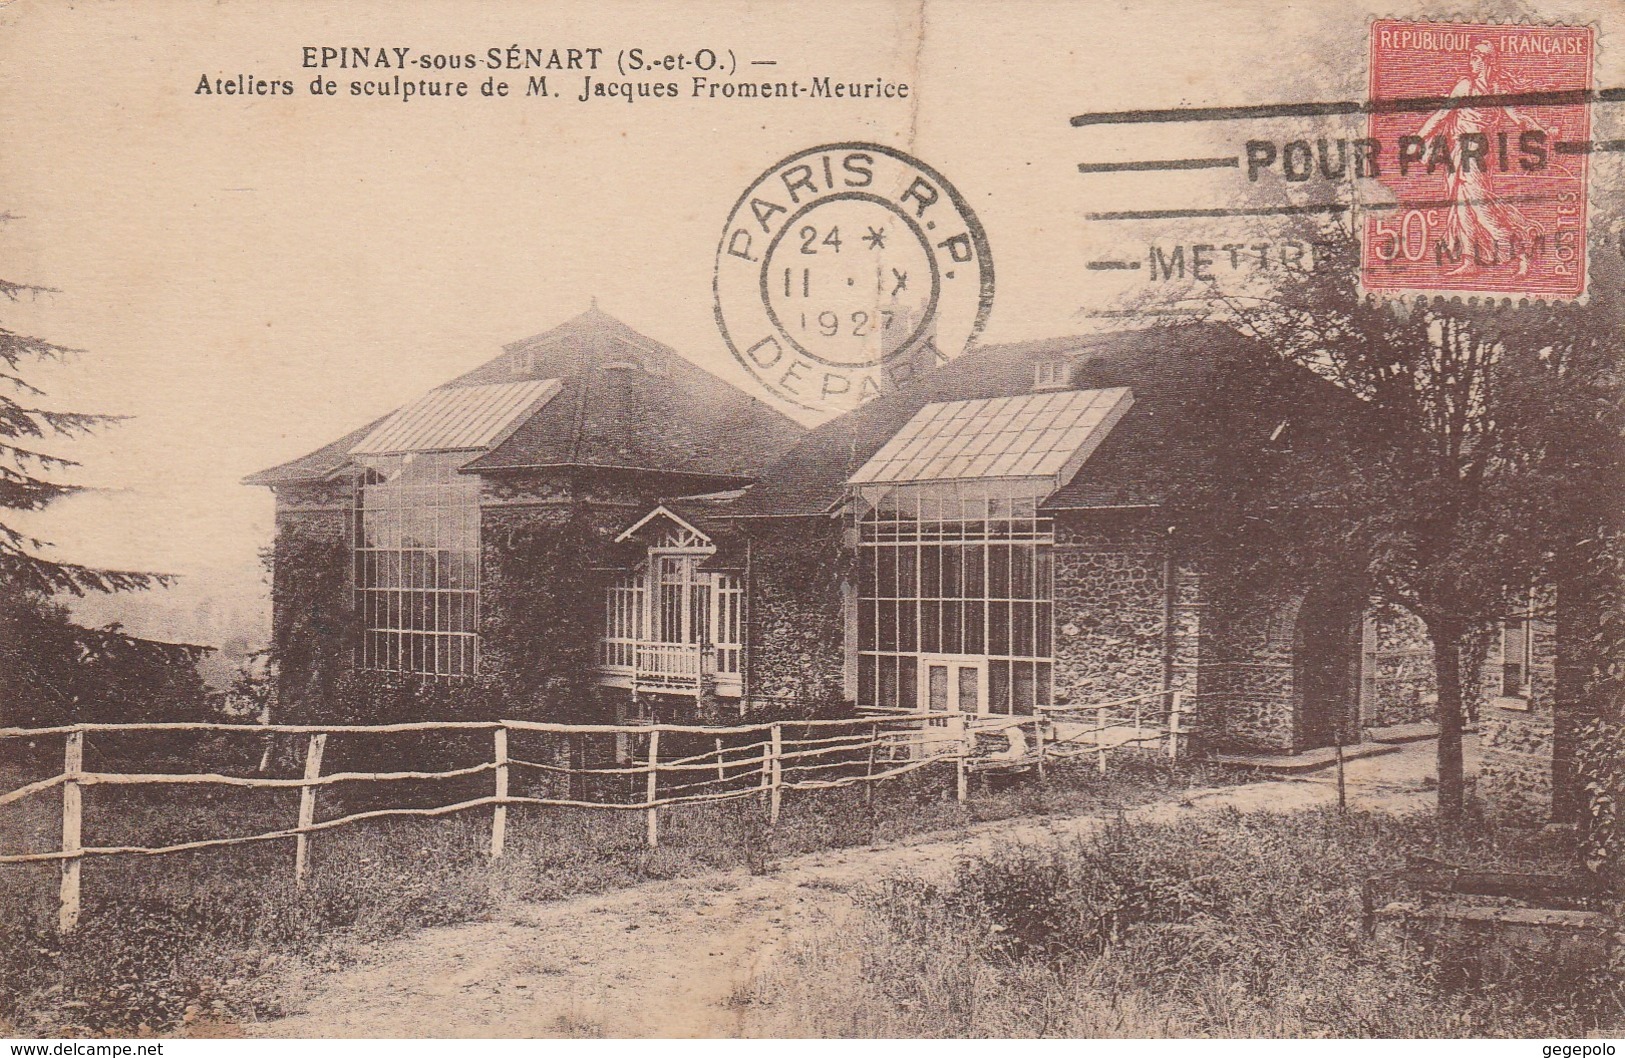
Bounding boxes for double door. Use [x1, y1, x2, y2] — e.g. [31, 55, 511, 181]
[919, 653, 988, 723]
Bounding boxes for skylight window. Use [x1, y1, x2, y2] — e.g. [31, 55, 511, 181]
[350, 379, 561, 456]
[849, 387, 1133, 487]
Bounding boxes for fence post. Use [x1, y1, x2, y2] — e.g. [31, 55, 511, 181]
[645, 728, 660, 849]
[294, 732, 327, 889]
[955, 726, 969, 804]
[1034, 716, 1046, 781]
[1167, 692, 1183, 761]
[768, 723, 783, 825]
[864, 720, 879, 807]
[1335, 739, 1347, 812]
[716, 736, 725, 784]
[1096, 706, 1108, 775]
[491, 726, 508, 860]
[59, 729, 83, 934]
[758, 731, 770, 805]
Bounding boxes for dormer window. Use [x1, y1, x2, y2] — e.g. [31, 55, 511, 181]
[1033, 360, 1072, 392]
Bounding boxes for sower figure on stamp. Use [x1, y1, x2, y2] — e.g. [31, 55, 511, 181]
[1416, 41, 1550, 277]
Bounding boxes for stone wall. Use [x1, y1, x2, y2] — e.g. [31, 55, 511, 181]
[1047, 514, 1347, 755]
[478, 469, 687, 721]
[478, 477, 580, 716]
[479, 467, 666, 530]
[1361, 600, 1561, 823]
[1199, 595, 1297, 753]
[1364, 609, 1438, 729]
[1051, 514, 1169, 708]
[741, 516, 849, 710]
[1479, 708, 1557, 823]
[1479, 609, 1559, 824]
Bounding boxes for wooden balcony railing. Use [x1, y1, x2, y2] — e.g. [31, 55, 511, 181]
[598, 640, 742, 693]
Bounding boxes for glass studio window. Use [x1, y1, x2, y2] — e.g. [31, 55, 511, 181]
[353, 452, 480, 677]
[857, 480, 1055, 715]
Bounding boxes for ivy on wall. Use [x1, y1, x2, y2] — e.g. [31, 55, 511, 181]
[1567, 531, 1625, 892]
[268, 501, 611, 724]
[269, 515, 361, 724]
[746, 518, 851, 710]
[480, 505, 608, 720]
[1575, 716, 1622, 889]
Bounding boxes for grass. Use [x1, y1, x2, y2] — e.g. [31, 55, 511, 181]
[0, 750, 1230, 1036]
[736, 808, 1625, 1038]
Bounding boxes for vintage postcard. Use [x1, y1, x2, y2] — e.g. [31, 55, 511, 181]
[0, 0, 1620, 1043]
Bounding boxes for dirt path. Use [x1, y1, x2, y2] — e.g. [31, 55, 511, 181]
[253, 739, 1466, 1038]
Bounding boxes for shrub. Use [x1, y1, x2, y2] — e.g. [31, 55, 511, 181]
[746, 809, 1623, 1038]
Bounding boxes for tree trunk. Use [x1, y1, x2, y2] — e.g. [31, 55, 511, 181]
[1429, 621, 1467, 821]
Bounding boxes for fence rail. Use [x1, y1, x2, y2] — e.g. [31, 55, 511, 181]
[0, 691, 1187, 933]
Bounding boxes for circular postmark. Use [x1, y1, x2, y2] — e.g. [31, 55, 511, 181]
[714, 143, 993, 414]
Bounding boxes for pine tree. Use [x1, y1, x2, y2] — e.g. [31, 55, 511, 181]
[0, 214, 214, 727]
[1, 213, 164, 596]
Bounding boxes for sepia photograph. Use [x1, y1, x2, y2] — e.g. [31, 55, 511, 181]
[0, 0, 1620, 1044]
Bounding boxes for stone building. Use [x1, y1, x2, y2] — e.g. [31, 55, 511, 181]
[714, 322, 1430, 754]
[243, 308, 806, 719]
[247, 310, 1569, 817]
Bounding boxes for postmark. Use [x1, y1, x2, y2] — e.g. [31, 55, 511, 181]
[1362, 20, 1593, 299]
[714, 142, 993, 413]
[1068, 20, 1606, 310]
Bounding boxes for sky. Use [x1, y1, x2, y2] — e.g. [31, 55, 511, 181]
[0, 0, 1617, 655]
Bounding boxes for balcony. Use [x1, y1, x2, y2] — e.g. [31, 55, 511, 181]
[598, 640, 742, 696]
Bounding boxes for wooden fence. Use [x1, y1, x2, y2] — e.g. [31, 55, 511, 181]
[0, 691, 1185, 933]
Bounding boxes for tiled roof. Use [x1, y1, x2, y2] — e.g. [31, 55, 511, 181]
[244, 308, 807, 487]
[451, 309, 805, 480]
[733, 323, 1307, 518]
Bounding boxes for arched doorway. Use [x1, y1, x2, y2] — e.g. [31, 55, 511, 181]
[1293, 587, 1364, 750]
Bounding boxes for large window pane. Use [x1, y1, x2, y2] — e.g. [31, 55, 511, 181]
[989, 546, 1010, 599]
[353, 454, 480, 677]
[876, 547, 896, 599]
[1012, 660, 1036, 715]
[921, 547, 941, 599]
[855, 480, 1055, 711]
[989, 659, 1011, 714]
[920, 601, 940, 655]
[988, 601, 1010, 655]
[899, 657, 918, 708]
[879, 655, 899, 709]
[943, 601, 963, 655]
[898, 602, 918, 654]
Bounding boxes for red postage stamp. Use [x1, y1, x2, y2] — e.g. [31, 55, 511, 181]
[1363, 20, 1594, 299]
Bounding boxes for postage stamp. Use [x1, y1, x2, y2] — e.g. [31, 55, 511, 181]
[713, 142, 993, 413]
[1362, 20, 1594, 299]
